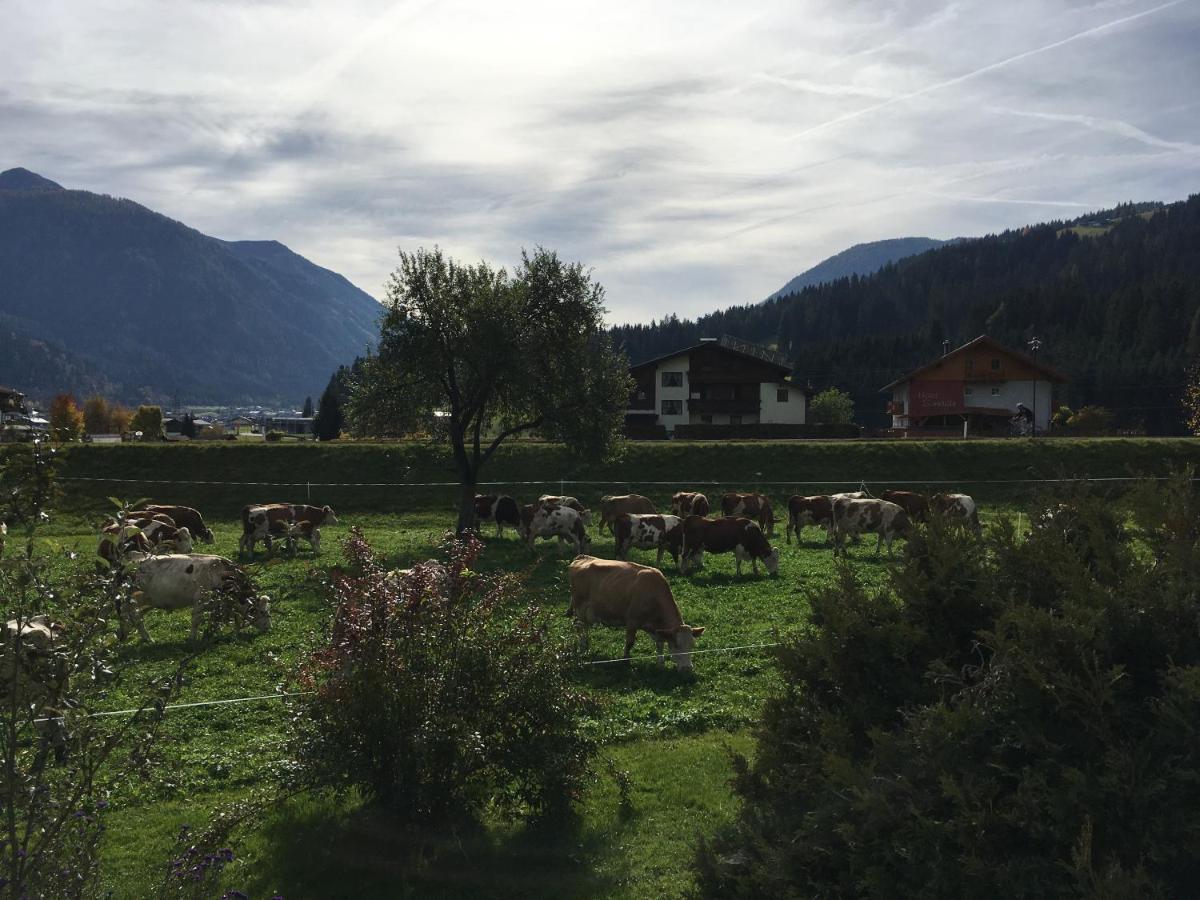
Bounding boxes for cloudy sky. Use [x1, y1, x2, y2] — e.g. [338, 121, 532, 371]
[3, 0, 1198, 324]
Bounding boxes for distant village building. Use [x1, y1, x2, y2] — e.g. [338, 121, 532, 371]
[265, 416, 314, 436]
[882, 335, 1068, 436]
[0, 386, 48, 441]
[626, 335, 808, 438]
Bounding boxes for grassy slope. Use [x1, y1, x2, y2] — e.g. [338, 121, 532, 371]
[29, 438, 1196, 897]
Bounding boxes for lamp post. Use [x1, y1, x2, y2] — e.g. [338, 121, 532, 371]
[1028, 337, 1042, 437]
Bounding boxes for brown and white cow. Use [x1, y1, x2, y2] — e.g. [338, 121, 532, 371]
[519, 504, 592, 555]
[720, 492, 776, 536]
[473, 494, 521, 537]
[613, 513, 683, 566]
[930, 493, 981, 534]
[832, 498, 912, 557]
[671, 491, 710, 518]
[270, 518, 321, 555]
[880, 490, 929, 522]
[99, 518, 193, 566]
[291, 504, 338, 527]
[598, 494, 656, 533]
[124, 554, 270, 642]
[566, 556, 704, 671]
[681, 516, 780, 576]
[240, 504, 294, 557]
[785, 495, 834, 544]
[141, 505, 215, 543]
[537, 495, 592, 527]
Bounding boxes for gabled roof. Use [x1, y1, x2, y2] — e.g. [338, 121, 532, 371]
[629, 334, 793, 375]
[880, 334, 1069, 392]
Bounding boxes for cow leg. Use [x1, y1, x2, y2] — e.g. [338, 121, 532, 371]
[874, 533, 883, 557]
[655, 638, 666, 667]
[751, 554, 760, 575]
[786, 518, 794, 545]
[576, 621, 589, 653]
[735, 547, 744, 575]
[656, 543, 665, 565]
[133, 607, 152, 643]
[885, 534, 894, 557]
[624, 626, 638, 663]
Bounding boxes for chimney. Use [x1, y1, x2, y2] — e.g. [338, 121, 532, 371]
[942, 339, 950, 356]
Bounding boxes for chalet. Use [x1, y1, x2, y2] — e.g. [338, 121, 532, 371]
[626, 335, 807, 437]
[0, 386, 27, 425]
[882, 335, 1068, 436]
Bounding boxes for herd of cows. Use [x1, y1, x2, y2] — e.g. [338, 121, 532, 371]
[1, 486, 985, 688]
[474, 488, 983, 670]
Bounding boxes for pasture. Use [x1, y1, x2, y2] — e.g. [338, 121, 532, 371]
[22, 437, 1200, 897]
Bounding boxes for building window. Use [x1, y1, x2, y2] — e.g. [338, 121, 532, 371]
[991, 358, 1001, 370]
[662, 399, 682, 415]
[776, 389, 789, 402]
[730, 415, 743, 425]
[964, 387, 974, 396]
[991, 387, 1001, 396]
[700, 414, 713, 424]
[661, 371, 683, 387]
[635, 390, 646, 400]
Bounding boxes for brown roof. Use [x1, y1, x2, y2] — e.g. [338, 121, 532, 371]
[880, 334, 1069, 392]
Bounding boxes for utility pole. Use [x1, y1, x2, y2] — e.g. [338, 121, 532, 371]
[1028, 336, 1042, 437]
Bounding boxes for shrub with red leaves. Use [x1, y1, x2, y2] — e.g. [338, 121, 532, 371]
[291, 528, 596, 824]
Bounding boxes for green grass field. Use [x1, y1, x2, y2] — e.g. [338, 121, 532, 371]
[19, 437, 1198, 897]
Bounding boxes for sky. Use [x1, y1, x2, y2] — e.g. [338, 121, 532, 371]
[3, 0, 1199, 324]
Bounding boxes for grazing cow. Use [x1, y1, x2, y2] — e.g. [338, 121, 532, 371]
[99, 519, 193, 566]
[613, 513, 683, 566]
[239, 504, 294, 557]
[671, 492, 710, 518]
[519, 504, 592, 555]
[124, 554, 270, 642]
[930, 493, 981, 534]
[291, 504, 338, 528]
[473, 494, 521, 537]
[385, 559, 451, 594]
[270, 518, 321, 555]
[785, 495, 835, 544]
[598, 494, 656, 534]
[880, 490, 929, 522]
[141, 505, 215, 543]
[832, 498, 912, 557]
[720, 492, 776, 536]
[566, 556, 704, 671]
[681, 516, 780, 576]
[537, 495, 592, 527]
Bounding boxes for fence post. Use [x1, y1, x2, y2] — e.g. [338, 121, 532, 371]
[306, 481, 311, 501]
[560, 478, 564, 497]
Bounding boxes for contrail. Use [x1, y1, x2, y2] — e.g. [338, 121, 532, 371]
[785, 0, 1188, 142]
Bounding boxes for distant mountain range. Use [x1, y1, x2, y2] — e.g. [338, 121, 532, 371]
[0, 168, 381, 405]
[766, 237, 950, 301]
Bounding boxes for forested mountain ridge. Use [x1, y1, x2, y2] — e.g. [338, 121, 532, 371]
[0, 169, 382, 404]
[765, 236, 949, 301]
[611, 198, 1200, 432]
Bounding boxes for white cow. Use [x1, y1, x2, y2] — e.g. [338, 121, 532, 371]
[519, 504, 592, 555]
[930, 493, 982, 534]
[125, 554, 271, 642]
[832, 498, 913, 557]
[613, 513, 683, 566]
[385, 559, 450, 594]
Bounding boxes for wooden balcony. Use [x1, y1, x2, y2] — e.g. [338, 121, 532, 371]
[688, 397, 759, 415]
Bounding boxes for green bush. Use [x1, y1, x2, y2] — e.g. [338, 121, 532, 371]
[291, 530, 597, 825]
[696, 474, 1200, 898]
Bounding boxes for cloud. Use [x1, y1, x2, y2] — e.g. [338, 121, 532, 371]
[1, 0, 1198, 326]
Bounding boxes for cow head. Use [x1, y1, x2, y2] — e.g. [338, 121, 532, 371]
[658, 624, 705, 671]
[238, 595, 272, 634]
[172, 527, 193, 554]
[763, 547, 780, 576]
[321, 505, 338, 525]
[200, 526, 215, 543]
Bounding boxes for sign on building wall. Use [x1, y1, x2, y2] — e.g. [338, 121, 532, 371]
[908, 380, 964, 417]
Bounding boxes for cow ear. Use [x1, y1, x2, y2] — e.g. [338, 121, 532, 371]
[690, 626, 705, 637]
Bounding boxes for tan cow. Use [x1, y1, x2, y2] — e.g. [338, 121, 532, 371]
[832, 498, 912, 557]
[720, 492, 776, 536]
[670, 492, 710, 518]
[598, 494, 656, 533]
[566, 556, 704, 671]
[681, 516, 780, 576]
[613, 513, 683, 566]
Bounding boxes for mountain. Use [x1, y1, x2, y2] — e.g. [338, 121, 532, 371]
[0, 169, 381, 404]
[611, 199, 1200, 434]
[766, 237, 949, 300]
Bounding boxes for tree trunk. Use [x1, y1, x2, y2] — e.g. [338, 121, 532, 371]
[457, 477, 478, 535]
